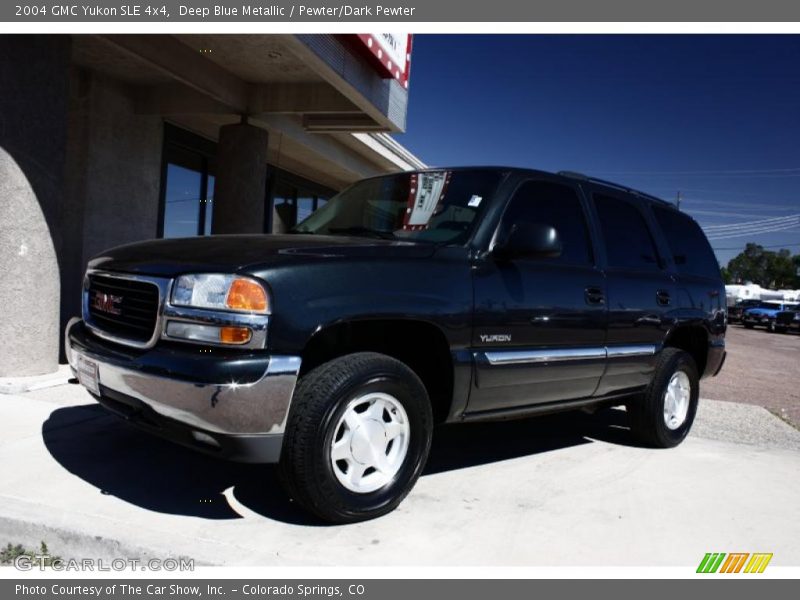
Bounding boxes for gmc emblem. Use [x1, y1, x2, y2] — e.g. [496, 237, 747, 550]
[92, 291, 122, 315]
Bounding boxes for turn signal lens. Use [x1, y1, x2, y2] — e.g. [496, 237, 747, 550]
[165, 321, 253, 346]
[219, 326, 252, 344]
[226, 278, 268, 313]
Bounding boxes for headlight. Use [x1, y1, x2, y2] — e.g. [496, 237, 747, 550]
[171, 274, 269, 313]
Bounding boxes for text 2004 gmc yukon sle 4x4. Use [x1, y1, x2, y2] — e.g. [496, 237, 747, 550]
[66, 168, 727, 523]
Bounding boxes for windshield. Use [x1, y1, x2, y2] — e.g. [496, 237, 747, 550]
[292, 170, 504, 244]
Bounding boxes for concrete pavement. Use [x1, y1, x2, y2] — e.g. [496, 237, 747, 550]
[1, 381, 799, 566]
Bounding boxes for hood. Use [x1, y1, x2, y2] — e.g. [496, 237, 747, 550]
[88, 234, 438, 277]
[745, 307, 777, 315]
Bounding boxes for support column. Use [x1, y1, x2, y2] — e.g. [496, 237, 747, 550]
[211, 121, 269, 234]
[0, 36, 70, 376]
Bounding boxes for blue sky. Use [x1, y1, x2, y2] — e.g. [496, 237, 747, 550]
[394, 35, 800, 266]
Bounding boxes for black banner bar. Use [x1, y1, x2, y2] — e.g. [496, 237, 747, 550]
[4, 0, 800, 23]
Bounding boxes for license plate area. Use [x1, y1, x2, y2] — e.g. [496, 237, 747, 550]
[76, 354, 100, 395]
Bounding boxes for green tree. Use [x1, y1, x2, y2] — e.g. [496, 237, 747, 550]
[768, 249, 796, 288]
[794, 255, 800, 287]
[725, 244, 799, 288]
[726, 243, 770, 286]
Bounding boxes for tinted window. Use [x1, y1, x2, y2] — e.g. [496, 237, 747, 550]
[594, 194, 660, 270]
[294, 170, 503, 244]
[652, 206, 721, 279]
[500, 181, 593, 265]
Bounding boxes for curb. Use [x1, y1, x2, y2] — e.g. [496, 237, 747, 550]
[0, 365, 73, 395]
[0, 515, 204, 566]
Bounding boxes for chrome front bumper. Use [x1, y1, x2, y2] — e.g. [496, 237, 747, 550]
[66, 318, 301, 463]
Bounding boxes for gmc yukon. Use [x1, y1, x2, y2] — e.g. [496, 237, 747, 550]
[66, 167, 727, 523]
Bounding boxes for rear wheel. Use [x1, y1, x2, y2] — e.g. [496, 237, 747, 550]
[767, 320, 777, 333]
[628, 348, 699, 448]
[279, 352, 433, 523]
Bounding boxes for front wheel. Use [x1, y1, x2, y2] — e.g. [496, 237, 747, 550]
[278, 352, 433, 523]
[627, 348, 699, 448]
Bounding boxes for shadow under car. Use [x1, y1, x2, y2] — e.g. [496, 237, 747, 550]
[42, 400, 636, 526]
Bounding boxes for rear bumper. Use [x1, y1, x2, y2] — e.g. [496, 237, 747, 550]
[776, 316, 800, 329]
[66, 318, 301, 463]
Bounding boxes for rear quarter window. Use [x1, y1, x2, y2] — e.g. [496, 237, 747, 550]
[652, 205, 721, 280]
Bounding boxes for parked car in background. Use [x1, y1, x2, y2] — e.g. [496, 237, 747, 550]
[775, 309, 800, 334]
[742, 301, 800, 332]
[727, 299, 761, 324]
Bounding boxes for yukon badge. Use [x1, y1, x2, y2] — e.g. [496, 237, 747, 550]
[480, 334, 512, 343]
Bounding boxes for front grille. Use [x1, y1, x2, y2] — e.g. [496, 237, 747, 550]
[87, 274, 160, 344]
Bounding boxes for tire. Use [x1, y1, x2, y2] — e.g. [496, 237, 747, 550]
[743, 322, 754, 329]
[627, 348, 699, 448]
[767, 320, 777, 333]
[776, 326, 788, 334]
[278, 352, 433, 523]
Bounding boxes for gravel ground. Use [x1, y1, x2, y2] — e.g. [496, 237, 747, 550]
[701, 324, 800, 429]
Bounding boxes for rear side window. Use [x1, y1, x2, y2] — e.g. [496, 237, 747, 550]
[502, 181, 593, 265]
[653, 206, 720, 279]
[593, 193, 661, 270]
[653, 206, 721, 279]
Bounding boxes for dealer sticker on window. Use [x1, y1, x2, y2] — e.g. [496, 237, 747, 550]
[403, 171, 452, 231]
[76, 354, 100, 395]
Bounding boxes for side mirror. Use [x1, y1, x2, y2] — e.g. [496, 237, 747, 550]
[493, 222, 562, 260]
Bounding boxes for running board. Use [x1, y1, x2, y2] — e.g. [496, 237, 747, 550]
[461, 391, 638, 423]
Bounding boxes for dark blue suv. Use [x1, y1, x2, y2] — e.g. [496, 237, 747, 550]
[66, 167, 727, 523]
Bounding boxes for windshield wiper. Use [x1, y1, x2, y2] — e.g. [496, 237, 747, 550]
[327, 226, 397, 240]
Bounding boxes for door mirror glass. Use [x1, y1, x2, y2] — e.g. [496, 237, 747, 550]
[493, 222, 563, 260]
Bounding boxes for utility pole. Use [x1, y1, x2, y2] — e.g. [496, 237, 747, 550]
[676, 190, 682, 210]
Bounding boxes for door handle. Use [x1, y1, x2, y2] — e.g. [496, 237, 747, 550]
[656, 289, 671, 306]
[585, 286, 605, 305]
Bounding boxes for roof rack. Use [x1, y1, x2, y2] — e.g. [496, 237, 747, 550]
[557, 171, 669, 205]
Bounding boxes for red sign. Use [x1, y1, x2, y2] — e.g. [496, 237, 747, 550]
[350, 34, 413, 88]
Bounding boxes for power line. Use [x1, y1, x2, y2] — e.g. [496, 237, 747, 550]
[682, 198, 798, 211]
[703, 214, 800, 231]
[594, 167, 800, 176]
[706, 223, 798, 240]
[706, 224, 800, 239]
[712, 242, 800, 251]
[707, 222, 800, 240]
[692, 210, 788, 220]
